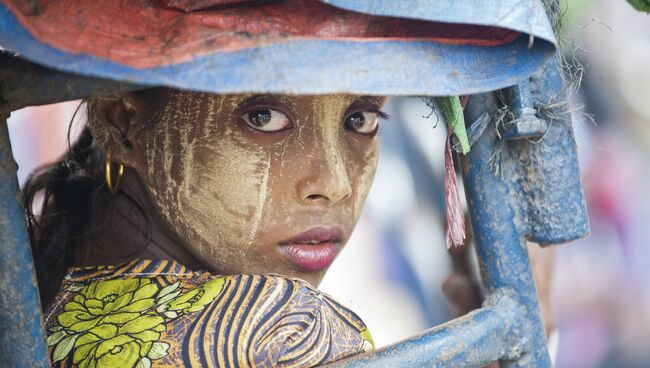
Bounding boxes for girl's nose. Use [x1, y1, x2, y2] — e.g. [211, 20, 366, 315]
[295, 142, 352, 207]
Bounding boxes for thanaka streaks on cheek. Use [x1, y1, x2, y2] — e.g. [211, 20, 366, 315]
[138, 91, 271, 263]
[141, 92, 193, 232]
[186, 143, 266, 241]
[179, 97, 271, 250]
[353, 143, 379, 220]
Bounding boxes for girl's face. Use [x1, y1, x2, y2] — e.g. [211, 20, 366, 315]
[134, 91, 385, 286]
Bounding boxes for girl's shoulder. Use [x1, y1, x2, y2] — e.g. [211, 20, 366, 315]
[44, 259, 373, 368]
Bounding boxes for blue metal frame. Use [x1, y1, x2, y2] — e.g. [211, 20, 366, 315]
[0, 111, 50, 368]
[325, 292, 527, 367]
[0, 60, 589, 368]
[0, 1, 589, 364]
[0, 59, 589, 368]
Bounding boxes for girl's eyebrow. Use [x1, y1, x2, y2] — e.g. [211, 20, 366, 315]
[239, 94, 297, 110]
[356, 96, 381, 105]
[346, 96, 390, 120]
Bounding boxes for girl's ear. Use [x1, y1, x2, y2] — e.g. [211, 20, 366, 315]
[89, 89, 167, 175]
[103, 98, 132, 140]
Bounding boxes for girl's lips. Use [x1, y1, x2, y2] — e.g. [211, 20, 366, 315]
[279, 242, 338, 271]
[278, 227, 343, 271]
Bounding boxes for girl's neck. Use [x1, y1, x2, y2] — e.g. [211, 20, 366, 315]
[73, 170, 207, 271]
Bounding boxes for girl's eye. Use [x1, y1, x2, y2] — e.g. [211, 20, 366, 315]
[240, 108, 292, 132]
[344, 111, 380, 135]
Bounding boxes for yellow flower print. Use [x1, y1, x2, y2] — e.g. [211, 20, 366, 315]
[48, 277, 227, 368]
[56, 279, 158, 332]
[167, 277, 225, 313]
[48, 279, 167, 367]
[69, 315, 168, 368]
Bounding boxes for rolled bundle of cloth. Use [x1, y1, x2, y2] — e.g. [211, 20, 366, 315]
[0, 0, 556, 96]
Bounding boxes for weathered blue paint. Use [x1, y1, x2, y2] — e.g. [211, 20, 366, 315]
[0, 114, 50, 368]
[461, 92, 553, 367]
[461, 58, 588, 365]
[325, 291, 526, 367]
[507, 59, 590, 245]
[0, 2, 556, 97]
[323, 0, 556, 44]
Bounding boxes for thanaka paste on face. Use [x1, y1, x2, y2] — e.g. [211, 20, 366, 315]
[93, 91, 381, 286]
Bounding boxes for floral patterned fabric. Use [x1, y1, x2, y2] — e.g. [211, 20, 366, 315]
[45, 260, 373, 368]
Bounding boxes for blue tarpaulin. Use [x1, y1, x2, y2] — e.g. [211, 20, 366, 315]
[0, 0, 556, 96]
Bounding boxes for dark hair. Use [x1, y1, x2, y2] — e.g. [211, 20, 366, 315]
[23, 122, 106, 307]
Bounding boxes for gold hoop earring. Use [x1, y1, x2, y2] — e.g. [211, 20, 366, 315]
[105, 149, 124, 194]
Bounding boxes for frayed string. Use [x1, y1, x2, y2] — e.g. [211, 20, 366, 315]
[485, 103, 513, 178]
[444, 128, 465, 249]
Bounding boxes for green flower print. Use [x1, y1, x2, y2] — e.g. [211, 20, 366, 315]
[167, 278, 225, 313]
[56, 316, 167, 368]
[57, 279, 159, 333]
[47, 277, 226, 368]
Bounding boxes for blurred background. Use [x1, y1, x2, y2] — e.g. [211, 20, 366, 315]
[7, 1, 650, 367]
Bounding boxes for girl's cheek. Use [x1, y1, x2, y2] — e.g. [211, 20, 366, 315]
[138, 92, 267, 259]
[352, 142, 379, 219]
[182, 143, 267, 242]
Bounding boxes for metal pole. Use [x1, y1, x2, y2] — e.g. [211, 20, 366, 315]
[0, 111, 50, 367]
[324, 293, 525, 367]
[461, 92, 553, 367]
